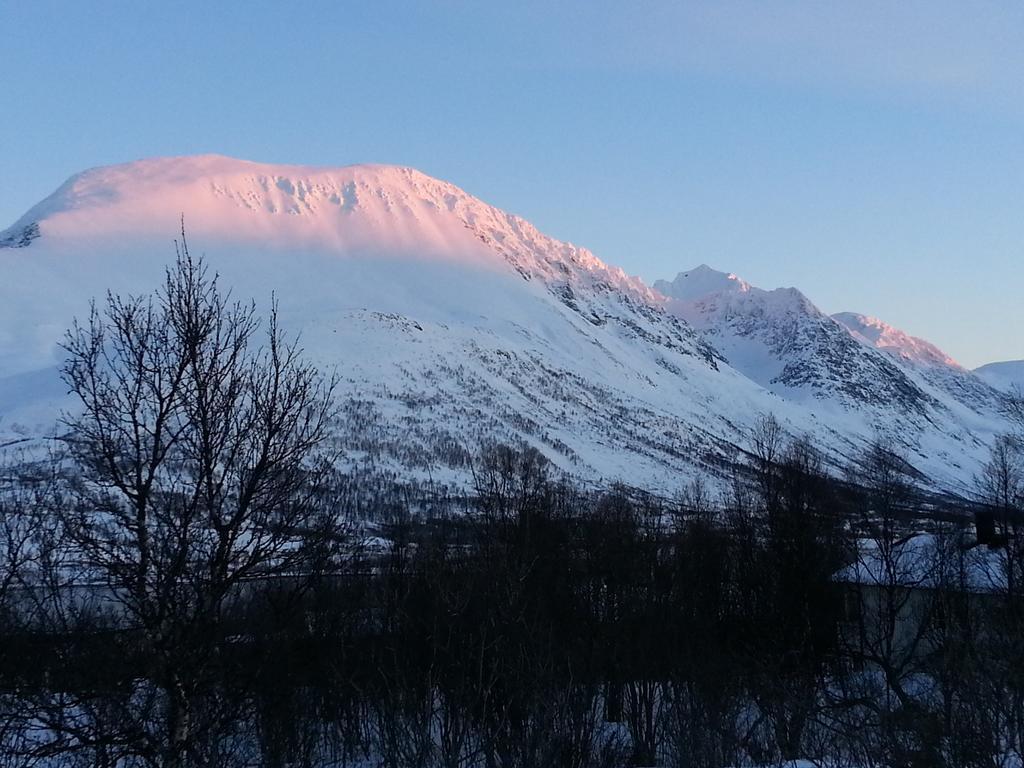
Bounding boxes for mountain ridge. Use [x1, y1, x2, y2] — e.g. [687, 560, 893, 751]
[974, 360, 1024, 394]
[0, 156, 1009, 493]
[832, 311, 961, 369]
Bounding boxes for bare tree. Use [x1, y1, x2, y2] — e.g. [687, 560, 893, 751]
[1005, 385, 1024, 436]
[0, 451, 43, 628]
[978, 435, 1024, 529]
[57, 238, 339, 767]
[833, 440, 943, 765]
[472, 442, 550, 525]
[750, 413, 785, 513]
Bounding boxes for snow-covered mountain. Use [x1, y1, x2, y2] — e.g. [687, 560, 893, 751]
[655, 266, 938, 412]
[0, 156, 1008, 492]
[832, 312, 957, 368]
[655, 265, 1006, 483]
[832, 311, 1001, 414]
[974, 360, 1024, 394]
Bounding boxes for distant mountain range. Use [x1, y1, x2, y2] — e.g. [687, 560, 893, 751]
[0, 155, 1015, 493]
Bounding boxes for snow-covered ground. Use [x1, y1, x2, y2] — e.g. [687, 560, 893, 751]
[0, 155, 1010, 493]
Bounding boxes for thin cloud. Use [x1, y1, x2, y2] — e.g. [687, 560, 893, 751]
[503, 0, 1024, 116]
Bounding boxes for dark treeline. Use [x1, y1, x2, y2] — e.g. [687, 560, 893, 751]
[1, 251, 1023, 767]
[4, 435, 1024, 767]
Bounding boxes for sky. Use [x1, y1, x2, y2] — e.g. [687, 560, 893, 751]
[1, 0, 1021, 367]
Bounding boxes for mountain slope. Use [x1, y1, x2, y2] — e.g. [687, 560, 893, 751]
[0, 156, 768, 490]
[0, 157, 1006, 492]
[832, 312, 958, 368]
[974, 360, 1024, 394]
[655, 266, 1004, 482]
[655, 266, 936, 411]
[833, 311, 1001, 414]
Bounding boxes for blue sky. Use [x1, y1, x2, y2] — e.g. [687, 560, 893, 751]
[2, 1, 1021, 367]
